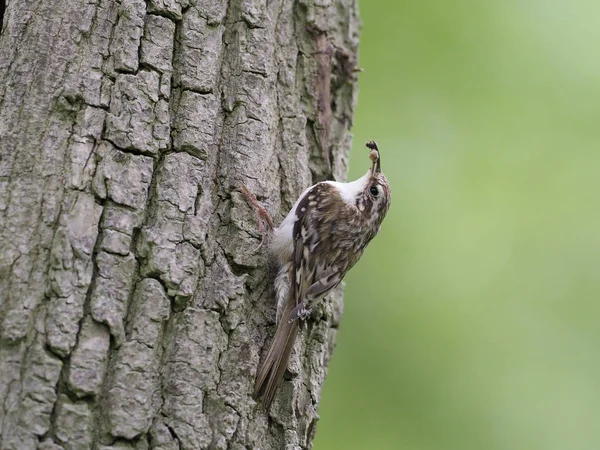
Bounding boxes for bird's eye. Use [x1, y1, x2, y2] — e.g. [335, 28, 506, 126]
[369, 185, 379, 197]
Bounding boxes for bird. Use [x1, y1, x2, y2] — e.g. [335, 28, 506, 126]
[243, 140, 392, 409]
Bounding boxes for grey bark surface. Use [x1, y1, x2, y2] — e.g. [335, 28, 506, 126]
[0, 0, 359, 449]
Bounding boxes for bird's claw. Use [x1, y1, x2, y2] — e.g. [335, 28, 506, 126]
[289, 303, 312, 322]
[241, 185, 274, 251]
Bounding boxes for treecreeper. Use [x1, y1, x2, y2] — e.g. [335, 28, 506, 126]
[243, 141, 392, 409]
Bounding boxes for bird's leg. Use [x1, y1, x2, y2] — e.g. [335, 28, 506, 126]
[241, 185, 275, 251]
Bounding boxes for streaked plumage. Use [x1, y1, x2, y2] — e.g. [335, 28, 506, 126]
[251, 141, 391, 409]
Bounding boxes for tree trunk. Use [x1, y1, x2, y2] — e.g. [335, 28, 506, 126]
[0, 0, 358, 448]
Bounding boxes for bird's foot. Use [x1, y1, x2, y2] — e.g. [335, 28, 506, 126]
[241, 185, 275, 251]
[289, 303, 312, 322]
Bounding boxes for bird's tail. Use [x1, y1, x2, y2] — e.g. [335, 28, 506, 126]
[253, 300, 299, 409]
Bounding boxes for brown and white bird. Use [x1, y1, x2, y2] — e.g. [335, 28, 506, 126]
[244, 141, 391, 409]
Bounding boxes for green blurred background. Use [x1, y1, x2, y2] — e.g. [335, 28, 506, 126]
[314, 1, 600, 449]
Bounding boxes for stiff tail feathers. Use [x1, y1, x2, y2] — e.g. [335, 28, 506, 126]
[253, 301, 299, 409]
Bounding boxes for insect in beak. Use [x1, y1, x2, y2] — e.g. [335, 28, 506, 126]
[366, 140, 381, 174]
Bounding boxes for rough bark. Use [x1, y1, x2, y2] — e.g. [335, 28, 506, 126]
[0, 0, 359, 449]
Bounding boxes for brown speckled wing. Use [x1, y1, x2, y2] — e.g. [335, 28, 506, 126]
[290, 183, 357, 317]
[291, 184, 313, 310]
